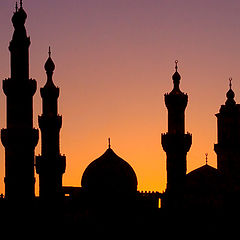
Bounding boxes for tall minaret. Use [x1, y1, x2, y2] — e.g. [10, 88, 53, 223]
[161, 61, 192, 208]
[36, 48, 66, 200]
[1, 1, 39, 200]
[214, 78, 240, 186]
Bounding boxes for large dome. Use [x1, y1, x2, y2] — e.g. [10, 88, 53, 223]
[186, 164, 223, 193]
[81, 147, 138, 194]
[184, 164, 225, 209]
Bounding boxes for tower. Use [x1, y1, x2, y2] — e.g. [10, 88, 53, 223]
[1, 2, 39, 200]
[161, 61, 192, 208]
[36, 48, 66, 200]
[214, 78, 240, 186]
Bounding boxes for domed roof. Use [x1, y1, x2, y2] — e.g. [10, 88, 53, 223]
[12, 3, 27, 28]
[45, 56, 55, 73]
[187, 164, 220, 178]
[225, 78, 236, 106]
[186, 164, 223, 192]
[172, 70, 181, 82]
[44, 47, 55, 73]
[169, 60, 185, 95]
[81, 147, 138, 194]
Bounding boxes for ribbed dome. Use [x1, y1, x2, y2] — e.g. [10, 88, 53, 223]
[81, 147, 138, 194]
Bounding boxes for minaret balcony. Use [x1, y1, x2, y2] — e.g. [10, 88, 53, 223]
[1, 128, 38, 148]
[161, 132, 192, 153]
[38, 115, 62, 130]
[3, 78, 37, 96]
[164, 93, 188, 111]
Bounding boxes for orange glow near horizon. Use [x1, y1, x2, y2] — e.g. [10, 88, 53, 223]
[1, 0, 240, 196]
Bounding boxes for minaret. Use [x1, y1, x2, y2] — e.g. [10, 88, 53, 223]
[161, 61, 192, 208]
[1, 1, 39, 200]
[214, 78, 240, 186]
[36, 48, 66, 200]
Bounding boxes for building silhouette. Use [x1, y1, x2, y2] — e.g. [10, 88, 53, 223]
[1, 1, 240, 236]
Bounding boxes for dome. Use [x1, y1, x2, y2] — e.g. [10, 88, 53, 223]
[44, 56, 55, 73]
[184, 164, 225, 209]
[169, 60, 184, 95]
[81, 147, 138, 194]
[225, 88, 236, 106]
[186, 164, 223, 192]
[226, 88, 235, 100]
[12, 5, 27, 28]
[172, 71, 181, 82]
[225, 78, 236, 106]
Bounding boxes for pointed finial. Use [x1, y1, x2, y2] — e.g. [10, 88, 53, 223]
[175, 60, 178, 72]
[108, 138, 111, 149]
[48, 46, 51, 58]
[15, 2, 18, 12]
[205, 153, 208, 165]
[20, 0, 23, 8]
[229, 77, 232, 89]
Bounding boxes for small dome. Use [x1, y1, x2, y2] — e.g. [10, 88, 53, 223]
[225, 78, 236, 106]
[12, 6, 27, 28]
[185, 164, 225, 209]
[225, 88, 236, 105]
[169, 60, 184, 95]
[172, 71, 181, 82]
[81, 147, 138, 194]
[44, 56, 55, 73]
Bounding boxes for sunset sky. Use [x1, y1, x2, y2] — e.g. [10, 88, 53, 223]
[1, 0, 240, 195]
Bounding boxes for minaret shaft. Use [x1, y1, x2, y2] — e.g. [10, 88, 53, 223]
[10, 34, 30, 81]
[161, 62, 192, 208]
[36, 51, 66, 200]
[1, 4, 39, 200]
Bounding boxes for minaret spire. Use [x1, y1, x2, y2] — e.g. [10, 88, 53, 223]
[15, 2, 18, 12]
[175, 60, 178, 72]
[205, 153, 208, 165]
[229, 77, 232, 89]
[48, 46, 51, 57]
[20, 0, 23, 8]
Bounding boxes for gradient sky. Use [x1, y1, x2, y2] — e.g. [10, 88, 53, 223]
[1, 0, 240, 195]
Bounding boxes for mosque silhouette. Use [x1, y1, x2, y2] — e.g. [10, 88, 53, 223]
[1, 1, 240, 237]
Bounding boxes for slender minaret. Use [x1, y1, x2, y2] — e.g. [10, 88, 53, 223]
[36, 48, 66, 200]
[214, 78, 240, 186]
[161, 61, 192, 208]
[1, 1, 39, 200]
